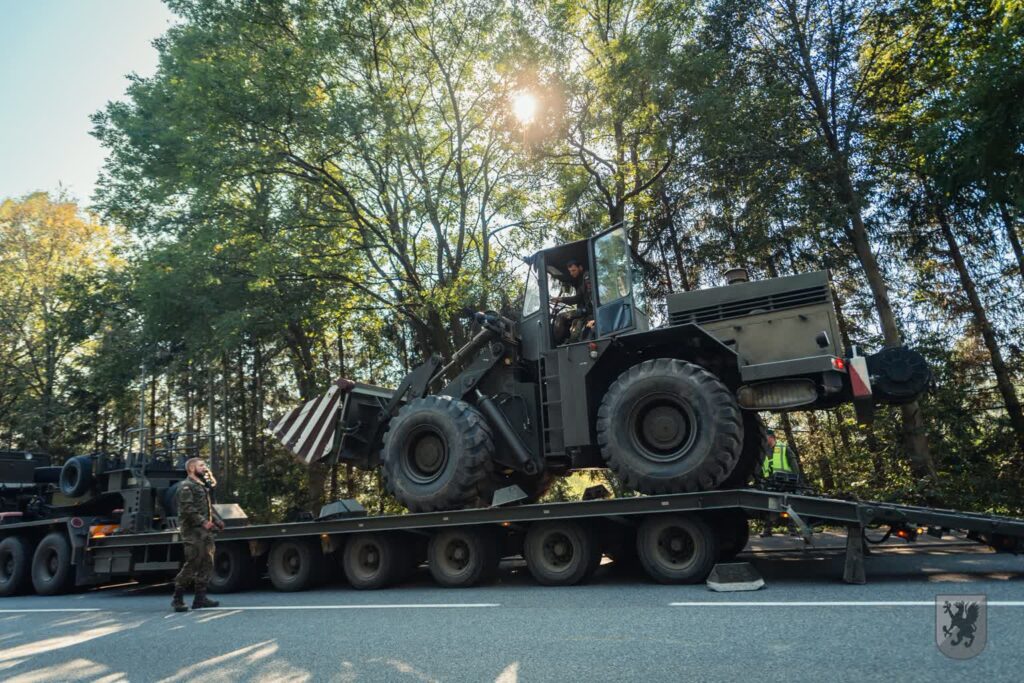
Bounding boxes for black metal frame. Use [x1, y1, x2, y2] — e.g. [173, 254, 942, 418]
[36, 488, 1015, 586]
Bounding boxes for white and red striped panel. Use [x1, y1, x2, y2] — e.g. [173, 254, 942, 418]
[269, 378, 355, 464]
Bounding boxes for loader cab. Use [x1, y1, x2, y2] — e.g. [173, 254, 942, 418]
[519, 227, 649, 360]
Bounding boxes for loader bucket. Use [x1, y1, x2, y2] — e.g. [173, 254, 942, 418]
[334, 382, 395, 469]
[268, 379, 394, 468]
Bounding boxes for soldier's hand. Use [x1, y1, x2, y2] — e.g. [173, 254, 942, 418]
[202, 520, 215, 530]
[215, 520, 225, 531]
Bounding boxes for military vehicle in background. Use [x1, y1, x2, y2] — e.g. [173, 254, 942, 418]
[273, 227, 931, 512]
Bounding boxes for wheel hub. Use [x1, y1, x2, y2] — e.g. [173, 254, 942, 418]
[405, 429, 449, 484]
[656, 527, 695, 568]
[45, 551, 58, 577]
[642, 406, 684, 449]
[445, 540, 470, 570]
[285, 550, 300, 575]
[542, 533, 574, 569]
[630, 395, 697, 463]
[360, 546, 380, 570]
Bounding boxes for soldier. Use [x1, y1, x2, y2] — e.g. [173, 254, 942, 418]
[171, 457, 224, 612]
[551, 258, 596, 344]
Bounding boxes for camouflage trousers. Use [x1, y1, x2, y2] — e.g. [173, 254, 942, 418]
[174, 527, 215, 591]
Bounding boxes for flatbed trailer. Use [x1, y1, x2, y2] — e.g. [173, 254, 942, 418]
[2, 487, 1023, 595]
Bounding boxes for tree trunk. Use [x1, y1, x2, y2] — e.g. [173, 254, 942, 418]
[784, 0, 935, 479]
[997, 201, 1024, 286]
[807, 412, 835, 491]
[936, 203, 1024, 455]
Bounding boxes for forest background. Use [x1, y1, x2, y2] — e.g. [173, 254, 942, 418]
[2, 0, 1022, 520]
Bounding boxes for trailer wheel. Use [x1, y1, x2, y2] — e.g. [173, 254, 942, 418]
[524, 521, 601, 586]
[267, 539, 325, 592]
[712, 510, 750, 561]
[343, 533, 405, 590]
[381, 396, 495, 512]
[719, 412, 769, 489]
[597, 359, 742, 494]
[636, 514, 718, 584]
[59, 456, 93, 498]
[0, 536, 33, 596]
[31, 532, 74, 595]
[209, 543, 254, 594]
[428, 527, 498, 588]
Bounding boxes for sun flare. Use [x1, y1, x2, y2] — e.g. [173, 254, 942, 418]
[511, 91, 538, 125]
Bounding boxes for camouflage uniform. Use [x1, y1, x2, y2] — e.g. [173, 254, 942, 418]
[174, 478, 218, 591]
[554, 270, 595, 344]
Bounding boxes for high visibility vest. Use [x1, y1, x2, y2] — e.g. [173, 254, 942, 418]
[763, 444, 794, 477]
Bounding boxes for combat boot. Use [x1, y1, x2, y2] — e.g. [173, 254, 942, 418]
[171, 588, 189, 613]
[192, 589, 220, 609]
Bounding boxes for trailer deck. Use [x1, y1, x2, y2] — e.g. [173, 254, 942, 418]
[4, 487, 1021, 595]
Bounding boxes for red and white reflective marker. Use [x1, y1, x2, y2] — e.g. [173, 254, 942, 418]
[848, 355, 872, 398]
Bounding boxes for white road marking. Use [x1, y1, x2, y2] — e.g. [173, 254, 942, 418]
[205, 603, 501, 611]
[0, 609, 101, 613]
[670, 601, 1024, 607]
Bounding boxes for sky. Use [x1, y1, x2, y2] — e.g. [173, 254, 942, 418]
[0, 0, 175, 205]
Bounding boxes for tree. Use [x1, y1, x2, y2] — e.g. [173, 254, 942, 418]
[0, 192, 122, 452]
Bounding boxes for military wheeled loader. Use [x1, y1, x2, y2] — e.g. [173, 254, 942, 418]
[272, 227, 930, 512]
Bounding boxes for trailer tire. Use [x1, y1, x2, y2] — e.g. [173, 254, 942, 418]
[0, 536, 33, 596]
[597, 359, 742, 495]
[209, 542, 254, 594]
[719, 412, 769, 489]
[524, 521, 601, 586]
[59, 456, 93, 498]
[428, 527, 498, 588]
[711, 509, 750, 561]
[636, 514, 718, 584]
[343, 533, 404, 590]
[382, 396, 495, 512]
[31, 532, 74, 595]
[267, 539, 324, 592]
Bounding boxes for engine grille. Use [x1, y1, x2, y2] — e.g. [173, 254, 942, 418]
[669, 284, 830, 326]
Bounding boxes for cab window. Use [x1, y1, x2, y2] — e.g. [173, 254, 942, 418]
[522, 262, 542, 316]
[593, 228, 631, 304]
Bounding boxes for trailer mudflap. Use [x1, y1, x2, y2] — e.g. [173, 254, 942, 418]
[92, 547, 133, 575]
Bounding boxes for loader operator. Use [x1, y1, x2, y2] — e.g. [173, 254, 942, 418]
[171, 458, 224, 612]
[551, 258, 596, 345]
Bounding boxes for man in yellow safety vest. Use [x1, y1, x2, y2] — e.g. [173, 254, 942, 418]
[762, 429, 797, 479]
[760, 429, 802, 537]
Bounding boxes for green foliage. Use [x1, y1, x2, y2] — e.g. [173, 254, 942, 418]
[2, 0, 1021, 518]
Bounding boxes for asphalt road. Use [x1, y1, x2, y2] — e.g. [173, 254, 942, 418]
[1, 537, 1022, 682]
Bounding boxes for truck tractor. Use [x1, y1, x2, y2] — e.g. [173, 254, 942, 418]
[272, 227, 930, 512]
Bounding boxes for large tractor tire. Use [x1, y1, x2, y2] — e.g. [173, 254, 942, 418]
[719, 412, 770, 489]
[596, 359, 743, 494]
[381, 396, 496, 512]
